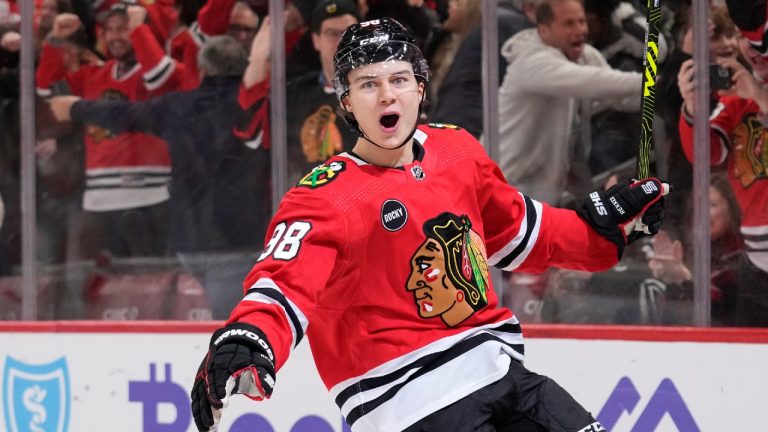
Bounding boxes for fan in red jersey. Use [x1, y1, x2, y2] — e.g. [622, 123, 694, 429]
[191, 16, 668, 432]
[677, 27, 768, 327]
[36, 4, 185, 259]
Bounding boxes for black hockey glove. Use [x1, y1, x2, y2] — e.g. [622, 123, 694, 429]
[191, 322, 276, 432]
[576, 178, 669, 259]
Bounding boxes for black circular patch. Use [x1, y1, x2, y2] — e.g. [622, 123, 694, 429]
[381, 199, 408, 232]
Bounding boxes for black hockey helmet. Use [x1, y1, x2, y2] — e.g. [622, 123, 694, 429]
[332, 18, 430, 102]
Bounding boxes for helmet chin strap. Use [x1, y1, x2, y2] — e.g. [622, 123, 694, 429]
[352, 92, 426, 153]
[359, 123, 418, 151]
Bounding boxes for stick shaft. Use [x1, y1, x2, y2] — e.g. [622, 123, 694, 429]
[636, 0, 662, 180]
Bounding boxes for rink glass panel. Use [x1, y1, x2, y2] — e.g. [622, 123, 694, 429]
[4, 0, 721, 325]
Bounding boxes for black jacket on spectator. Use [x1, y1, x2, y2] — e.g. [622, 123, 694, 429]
[429, 5, 532, 138]
[71, 75, 271, 253]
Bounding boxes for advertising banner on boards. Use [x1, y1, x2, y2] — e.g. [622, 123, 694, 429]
[1, 328, 766, 431]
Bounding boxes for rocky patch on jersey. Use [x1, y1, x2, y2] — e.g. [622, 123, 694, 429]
[298, 161, 346, 189]
[427, 123, 461, 130]
[381, 199, 408, 231]
[406, 212, 489, 327]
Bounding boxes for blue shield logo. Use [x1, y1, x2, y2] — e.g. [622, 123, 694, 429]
[3, 356, 70, 432]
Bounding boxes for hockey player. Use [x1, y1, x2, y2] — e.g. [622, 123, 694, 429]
[191, 18, 668, 432]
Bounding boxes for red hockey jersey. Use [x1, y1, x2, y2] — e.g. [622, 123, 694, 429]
[36, 24, 183, 211]
[227, 125, 618, 431]
[679, 99, 768, 272]
[175, 0, 237, 90]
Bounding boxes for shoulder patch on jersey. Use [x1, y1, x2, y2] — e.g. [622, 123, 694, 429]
[410, 165, 425, 181]
[297, 160, 346, 189]
[381, 199, 408, 231]
[427, 123, 462, 130]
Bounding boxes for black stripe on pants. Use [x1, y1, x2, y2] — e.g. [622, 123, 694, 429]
[402, 358, 603, 432]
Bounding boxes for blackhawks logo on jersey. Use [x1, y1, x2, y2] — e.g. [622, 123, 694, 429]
[406, 213, 489, 327]
[298, 161, 346, 188]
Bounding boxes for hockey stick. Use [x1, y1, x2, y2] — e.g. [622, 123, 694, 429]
[624, 0, 666, 237]
[636, 0, 662, 180]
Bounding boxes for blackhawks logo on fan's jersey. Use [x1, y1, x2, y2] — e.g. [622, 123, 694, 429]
[731, 115, 768, 187]
[88, 88, 128, 142]
[301, 105, 343, 163]
[406, 213, 489, 327]
[298, 161, 346, 188]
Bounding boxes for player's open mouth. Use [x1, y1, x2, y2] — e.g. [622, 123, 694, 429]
[380, 113, 400, 132]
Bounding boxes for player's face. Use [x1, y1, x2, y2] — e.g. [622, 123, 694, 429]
[406, 239, 462, 319]
[103, 14, 133, 61]
[313, 15, 359, 84]
[538, 0, 588, 61]
[344, 61, 424, 149]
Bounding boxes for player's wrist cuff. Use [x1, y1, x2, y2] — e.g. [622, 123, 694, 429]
[575, 191, 625, 260]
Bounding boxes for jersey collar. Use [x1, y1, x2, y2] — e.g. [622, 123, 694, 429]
[344, 128, 427, 169]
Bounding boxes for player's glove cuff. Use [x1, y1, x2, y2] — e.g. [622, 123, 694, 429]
[209, 322, 276, 399]
[576, 178, 668, 259]
[210, 322, 275, 360]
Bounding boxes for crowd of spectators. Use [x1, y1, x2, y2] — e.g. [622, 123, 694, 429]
[0, 0, 765, 326]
